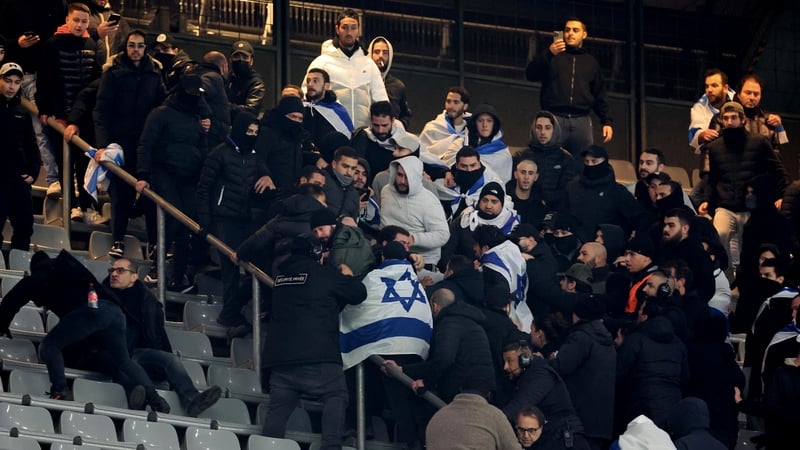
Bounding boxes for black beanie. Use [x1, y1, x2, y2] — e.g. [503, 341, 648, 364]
[309, 208, 337, 229]
[277, 95, 304, 116]
[479, 182, 504, 206]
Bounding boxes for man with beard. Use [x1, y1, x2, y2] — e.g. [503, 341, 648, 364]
[304, 8, 388, 129]
[321, 146, 361, 219]
[699, 102, 787, 275]
[197, 112, 272, 328]
[576, 242, 610, 294]
[381, 156, 450, 267]
[351, 100, 419, 180]
[419, 86, 472, 178]
[517, 111, 580, 211]
[227, 40, 266, 120]
[353, 158, 380, 238]
[565, 145, 645, 242]
[439, 182, 520, 271]
[628, 149, 695, 215]
[689, 68, 735, 153]
[368, 36, 412, 130]
[506, 159, 547, 226]
[438, 146, 504, 221]
[302, 67, 354, 161]
[310, 208, 375, 279]
[724, 74, 788, 152]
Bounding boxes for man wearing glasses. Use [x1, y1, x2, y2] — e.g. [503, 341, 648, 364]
[515, 407, 544, 449]
[104, 258, 222, 417]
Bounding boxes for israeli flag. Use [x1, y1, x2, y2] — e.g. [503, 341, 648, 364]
[306, 100, 355, 137]
[480, 240, 533, 333]
[83, 144, 124, 202]
[340, 260, 433, 370]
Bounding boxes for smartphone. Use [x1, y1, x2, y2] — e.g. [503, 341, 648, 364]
[23, 31, 36, 38]
[554, 30, 564, 42]
[108, 13, 121, 24]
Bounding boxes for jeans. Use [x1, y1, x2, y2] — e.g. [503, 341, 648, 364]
[39, 300, 157, 401]
[128, 348, 199, 407]
[263, 363, 349, 450]
[554, 113, 594, 156]
[214, 218, 253, 324]
[712, 207, 749, 276]
[21, 74, 58, 184]
[151, 170, 198, 283]
[0, 179, 34, 250]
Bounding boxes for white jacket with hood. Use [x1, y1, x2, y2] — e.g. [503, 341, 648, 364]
[306, 39, 389, 129]
[381, 156, 450, 265]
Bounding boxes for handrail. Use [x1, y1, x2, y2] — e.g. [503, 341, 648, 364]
[20, 98, 274, 289]
[367, 355, 447, 409]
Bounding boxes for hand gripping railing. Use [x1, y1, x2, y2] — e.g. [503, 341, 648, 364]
[20, 98, 273, 383]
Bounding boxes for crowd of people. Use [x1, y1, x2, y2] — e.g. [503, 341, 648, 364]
[0, 2, 799, 450]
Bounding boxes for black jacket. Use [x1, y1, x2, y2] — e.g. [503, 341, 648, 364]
[36, 29, 100, 118]
[517, 132, 579, 210]
[550, 319, 616, 440]
[323, 165, 360, 219]
[255, 110, 319, 189]
[566, 163, 645, 242]
[263, 253, 366, 368]
[506, 179, 548, 226]
[0, 251, 124, 331]
[617, 315, 689, 428]
[481, 307, 525, 405]
[0, 94, 41, 181]
[657, 237, 716, 303]
[94, 54, 166, 166]
[384, 73, 412, 130]
[404, 301, 495, 403]
[667, 397, 729, 450]
[104, 279, 172, 354]
[66, 79, 99, 146]
[737, 365, 800, 449]
[427, 268, 485, 307]
[525, 46, 612, 124]
[706, 130, 786, 213]
[136, 91, 207, 181]
[0, 0, 66, 74]
[194, 62, 231, 146]
[524, 243, 559, 288]
[227, 67, 266, 119]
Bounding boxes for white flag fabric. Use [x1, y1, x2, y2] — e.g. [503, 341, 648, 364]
[480, 240, 533, 333]
[340, 260, 433, 370]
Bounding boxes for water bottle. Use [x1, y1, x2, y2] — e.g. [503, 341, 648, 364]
[87, 283, 98, 309]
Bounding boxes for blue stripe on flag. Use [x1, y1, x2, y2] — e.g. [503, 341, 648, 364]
[340, 317, 432, 353]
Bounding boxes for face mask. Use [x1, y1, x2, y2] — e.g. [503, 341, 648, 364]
[332, 167, 353, 187]
[238, 135, 257, 153]
[745, 192, 757, 210]
[153, 53, 175, 68]
[583, 163, 608, 180]
[553, 234, 578, 254]
[543, 233, 555, 246]
[231, 60, 250, 78]
[453, 168, 483, 189]
[477, 210, 499, 220]
[721, 126, 746, 142]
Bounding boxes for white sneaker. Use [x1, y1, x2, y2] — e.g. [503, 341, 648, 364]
[70, 207, 83, 222]
[46, 181, 62, 199]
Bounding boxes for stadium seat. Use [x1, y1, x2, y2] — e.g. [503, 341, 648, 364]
[608, 159, 637, 184]
[156, 389, 186, 417]
[9, 249, 33, 271]
[45, 311, 59, 331]
[0, 401, 54, 433]
[231, 337, 254, 369]
[88, 231, 145, 261]
[0, 336, 38, 363]
[9, 307, 45, 341]
[184, 426, 240, 450]
[50, 444, 102, 450]
[59, 411, 117, 443]
[165, 328, 229, 366]
[0, 269, 25, 297]
[31, 223, 71, 251]
[0, 435, 42, 450]
[183, 301, 227, 338]
[8, 369, 51, 397]
[206, 365, 266, 403]
[122, 418, 180, 450]
[247, 435, 301, 450]
[197, 397, 250, 424]
[661, 165, 692, 191]
[181, 360, 209, 390]
[73, 378, 129, 409]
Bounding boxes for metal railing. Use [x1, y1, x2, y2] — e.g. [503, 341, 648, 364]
[22, 97, 444, 450]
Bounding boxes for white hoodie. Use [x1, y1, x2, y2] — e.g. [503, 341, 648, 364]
[381, 156, 450, 265]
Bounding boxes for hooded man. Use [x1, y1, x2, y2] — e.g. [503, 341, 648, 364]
[149, 33, 193, 91]
[381, 156, 450, 267]
[304, 8, 388, 129]
[517, 111, 579, 211]
[439, 181, 520, 271]
[197, 111, 272, 326]
[467, 103, 512, 183]
[368, 36, 412, 129]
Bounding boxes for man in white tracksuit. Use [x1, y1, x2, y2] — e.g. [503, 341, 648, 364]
[305, 8, 388, 130]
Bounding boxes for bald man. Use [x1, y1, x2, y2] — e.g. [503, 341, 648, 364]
[576, 241, 610, 294]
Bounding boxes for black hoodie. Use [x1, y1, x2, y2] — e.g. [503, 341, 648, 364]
[666, 397, 728, 450]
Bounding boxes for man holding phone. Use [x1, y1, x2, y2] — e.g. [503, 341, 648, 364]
[525, 17, 613, 156]
[82, 0, 127, 65]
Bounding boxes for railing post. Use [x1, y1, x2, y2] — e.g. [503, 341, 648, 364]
[156, 206, 166, 303]
[251, 274, 261, 379]
[61, 139, 71, 238]
[356, 363, 366, 450]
